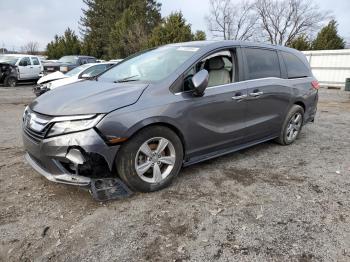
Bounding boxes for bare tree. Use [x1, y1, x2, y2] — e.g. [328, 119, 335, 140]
[20, 41, 39, 55]
[206, 0, 257, 41]
[254, 0, 330, 45]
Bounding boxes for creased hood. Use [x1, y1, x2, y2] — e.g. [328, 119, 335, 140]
[30, 80, 148, 116]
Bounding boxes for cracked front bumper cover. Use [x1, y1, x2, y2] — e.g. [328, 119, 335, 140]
[23, 128, 120, 186]
[25, 152, 91, 186]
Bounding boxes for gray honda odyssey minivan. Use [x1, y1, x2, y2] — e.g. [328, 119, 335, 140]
[22, 41, 318, 193]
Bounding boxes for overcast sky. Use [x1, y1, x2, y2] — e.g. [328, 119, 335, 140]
[0, 0, 349, 51]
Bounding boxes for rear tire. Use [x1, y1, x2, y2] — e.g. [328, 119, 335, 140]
[116, 126, 184, 192]
[4, 76, 17, 87]
[275, 105, 304, 145]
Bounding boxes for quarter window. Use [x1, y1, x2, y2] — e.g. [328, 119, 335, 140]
[282, 52, 310, 79]
[245, 48, 281, 80]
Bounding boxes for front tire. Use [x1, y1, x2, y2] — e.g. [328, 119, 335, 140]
[116, 126, 184, 192]
[275, 105, 304, 145]
[4, 76, 17, 87]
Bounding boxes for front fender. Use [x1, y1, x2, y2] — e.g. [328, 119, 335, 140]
[96, 107, 188, 149]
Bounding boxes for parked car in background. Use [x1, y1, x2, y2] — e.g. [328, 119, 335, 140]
[0, 63, 19, 87]
[34, 62, 116, 96]
[0, 54, 43, 86]
[22, 41, 318, 193]
[43, 55, 97, 74]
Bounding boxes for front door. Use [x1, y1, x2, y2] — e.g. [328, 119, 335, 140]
[180, 49, 250, 159]
[185, 82, 249, 158]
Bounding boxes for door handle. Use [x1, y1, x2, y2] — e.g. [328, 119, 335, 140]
[232, 94, 247, 100]
[249, 91, 263, 97]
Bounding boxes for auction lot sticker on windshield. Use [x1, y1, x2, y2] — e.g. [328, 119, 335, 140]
[177, 47, 199, 52]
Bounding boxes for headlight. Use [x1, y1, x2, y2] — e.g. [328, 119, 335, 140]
[60, 66, 69, 72]
[47, 114, 104, 138]
[23, 106, 29, 121]
[43, 82, 52, 90]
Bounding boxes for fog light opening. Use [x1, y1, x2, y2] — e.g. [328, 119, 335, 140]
[66, 148, 86, 165]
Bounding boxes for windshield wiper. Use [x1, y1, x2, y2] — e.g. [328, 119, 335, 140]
[114, 75, 140, 83]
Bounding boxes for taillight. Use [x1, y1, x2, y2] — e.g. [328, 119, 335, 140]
[311, 80, 320, 89]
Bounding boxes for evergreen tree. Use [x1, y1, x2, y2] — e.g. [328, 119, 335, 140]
[108, 0, 161, 58]
[80, 0, 161, 59]
[192, 30, 207, 41]
[288, 35, 311, 51]
[46, 28, 81, 59]
[148, 12, 193, 47]
[312, 20, 345, 50]
[80, 0, 130, 58]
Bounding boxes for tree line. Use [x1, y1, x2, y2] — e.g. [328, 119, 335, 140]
[206, 0, 345, 51]
[45, 0, 345, 59]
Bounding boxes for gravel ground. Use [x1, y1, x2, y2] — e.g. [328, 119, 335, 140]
[0, 86, 350, 262]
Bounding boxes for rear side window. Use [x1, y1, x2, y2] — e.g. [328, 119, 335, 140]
[245, 48, 281, 80]
[282, 52, 310, 79]
[31, 57, 40, 65]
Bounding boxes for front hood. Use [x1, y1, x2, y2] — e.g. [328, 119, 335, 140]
[30, 80, 149, 116]
[37, 71, 66, 84]
[49, 77, 80, 89]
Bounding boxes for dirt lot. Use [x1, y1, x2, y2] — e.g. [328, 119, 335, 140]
[0, 86, 350, 262]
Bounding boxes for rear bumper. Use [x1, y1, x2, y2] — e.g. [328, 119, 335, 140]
[305, 91, 318, 123]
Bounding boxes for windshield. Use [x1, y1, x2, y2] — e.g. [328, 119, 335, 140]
[58, 56, 78, 64]
[99, 46, 200, 82]
[65, 64, 91, 76]
[0, 56, 19, 65]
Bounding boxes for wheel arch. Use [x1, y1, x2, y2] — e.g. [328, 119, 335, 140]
[294, 100, 306, 112]
[126, 118, 188, 157]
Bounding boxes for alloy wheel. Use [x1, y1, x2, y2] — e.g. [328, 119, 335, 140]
[285, 112, 302, 142]
[135, 137, 176, 183]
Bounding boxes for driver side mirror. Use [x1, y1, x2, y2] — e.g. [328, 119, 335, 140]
[192, 69, 209, 97]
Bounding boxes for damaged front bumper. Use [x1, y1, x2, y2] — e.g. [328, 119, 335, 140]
[22, 127, 120, 187]
[33, 85, 49, 97]
[24, 152, 91, 186]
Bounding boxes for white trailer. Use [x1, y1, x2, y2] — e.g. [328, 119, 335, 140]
[302, 49, 350, 90]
